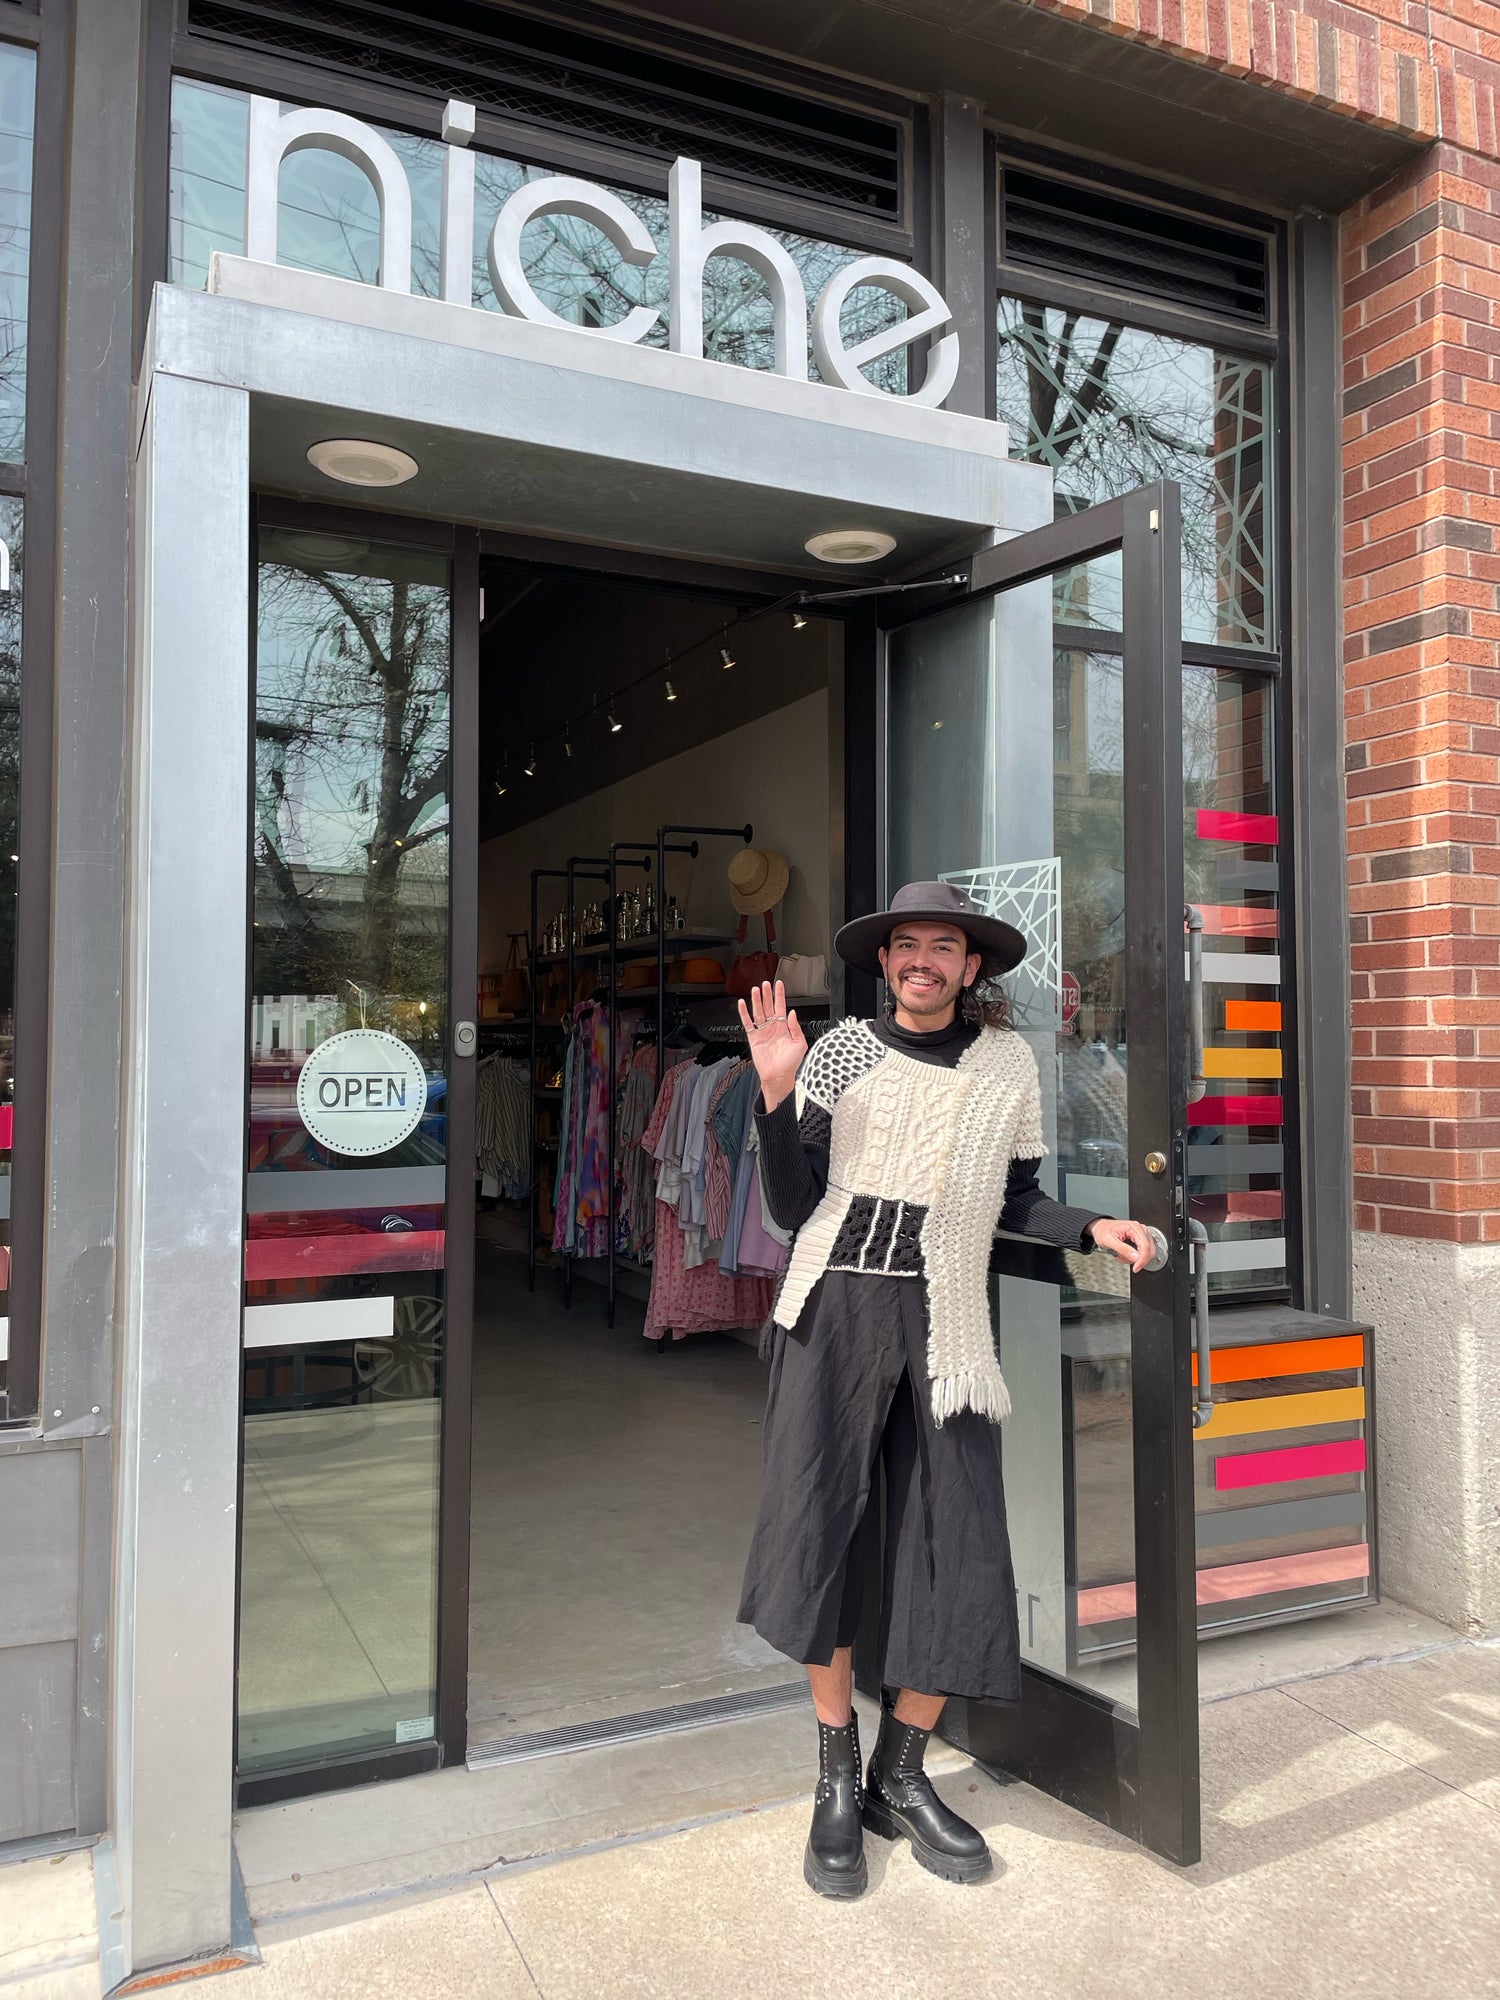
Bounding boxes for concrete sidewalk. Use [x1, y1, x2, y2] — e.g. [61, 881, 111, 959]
[6, 1637, 1499, 2000]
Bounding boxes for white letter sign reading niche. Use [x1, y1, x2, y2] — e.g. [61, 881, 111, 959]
[243, 95, 959, 407]
[297, 1028, 429, 1159]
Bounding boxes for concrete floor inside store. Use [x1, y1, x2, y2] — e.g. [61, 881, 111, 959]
[467, 1239, 793, 1749]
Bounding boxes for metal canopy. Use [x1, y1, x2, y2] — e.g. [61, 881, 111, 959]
[143, 263, 1048, 577]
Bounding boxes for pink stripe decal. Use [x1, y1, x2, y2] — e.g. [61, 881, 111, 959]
[245, 1230, 446, 1280]
[1076, 1543, 1369, 1625]
[1188, 1095, 1284, 1127]
[1197, 809, 1279, 845]
[1215, 1439, 1367, 1491]
[0, 1104, 12, 1149]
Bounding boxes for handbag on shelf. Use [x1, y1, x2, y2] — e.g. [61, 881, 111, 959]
[726, 912, 779, 999]
[497, 933, 531, 1013]
[778, 952, 829, 1001]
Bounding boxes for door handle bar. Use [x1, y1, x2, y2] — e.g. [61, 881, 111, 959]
[1185, 904, 1206, 1104]
[1189, 1219, 1213, 1428]
[1140, 1224, 1214, 1428]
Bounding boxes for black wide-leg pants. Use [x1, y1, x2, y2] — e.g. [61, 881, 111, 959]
[737, 1271, 1022, 1705]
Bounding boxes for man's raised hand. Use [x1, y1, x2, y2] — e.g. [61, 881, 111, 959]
[737, 978, 807, 1113]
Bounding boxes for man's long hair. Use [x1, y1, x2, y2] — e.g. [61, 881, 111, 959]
[960, 947, 1016, 1030]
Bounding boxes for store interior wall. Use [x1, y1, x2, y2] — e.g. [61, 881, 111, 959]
[478, 689, 831, 967]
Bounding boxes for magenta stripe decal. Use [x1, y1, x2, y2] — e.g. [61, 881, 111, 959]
[1188, 1094, 1284, 1127]
[1197, 809, 1279, 844]
[1215, 1440, 1367, 1491]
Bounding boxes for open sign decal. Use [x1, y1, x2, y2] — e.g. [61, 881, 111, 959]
[296, 1029, 428, 1159]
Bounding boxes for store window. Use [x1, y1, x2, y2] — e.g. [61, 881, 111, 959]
[995, 168, 1286, 1300]
[240, 528, 451, 1775]
[996, 303, 1272, 649]
[0, 32, 34, 1417]
[0, 498, 19, 1403]
[167, 79, 909, 390]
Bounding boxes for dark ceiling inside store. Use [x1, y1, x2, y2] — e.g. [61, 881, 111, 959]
[478, 561, 837, 841]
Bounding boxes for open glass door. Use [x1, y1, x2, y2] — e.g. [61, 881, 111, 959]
[881, 481, 1200, 1863]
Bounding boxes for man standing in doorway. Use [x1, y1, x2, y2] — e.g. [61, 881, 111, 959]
[736, 881, 1153, 1898]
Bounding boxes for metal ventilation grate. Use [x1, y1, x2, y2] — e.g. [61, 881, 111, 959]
[1001, 168, 1269, 325]
[184, 0, 905, 219]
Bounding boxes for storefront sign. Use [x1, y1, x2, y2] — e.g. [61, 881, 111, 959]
[296, 1028, 429, 1159]
[1061, 971, 1081, 1029]
[245, 97, 960, 408]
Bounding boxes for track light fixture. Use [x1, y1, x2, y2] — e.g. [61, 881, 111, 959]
[563, 723, 573, 759]
[665, 678, 677, 701]
[790, 607, 809, 632]
[719, 640, 736, 670]
[524, 744, 538, 777]
[608, 704, 622, 733]
[494, 756, 508, 798]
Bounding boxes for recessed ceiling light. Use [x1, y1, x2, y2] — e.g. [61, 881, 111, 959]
[307, 439, 419, 487]
[805, 528, 897, 565]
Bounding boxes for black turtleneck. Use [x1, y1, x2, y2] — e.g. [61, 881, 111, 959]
[754, 1012, 1104, 1257]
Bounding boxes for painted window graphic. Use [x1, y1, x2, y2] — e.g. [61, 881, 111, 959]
[1187, 716, 1286, 1289]
[1075, 1331, 1370, 1638]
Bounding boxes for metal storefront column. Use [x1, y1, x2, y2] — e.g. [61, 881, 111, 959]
[108, 371, 250, 1979]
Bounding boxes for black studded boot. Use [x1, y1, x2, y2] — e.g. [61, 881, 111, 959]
[863, 1700, 993, 1884]
[803, 1715, 868, 1899]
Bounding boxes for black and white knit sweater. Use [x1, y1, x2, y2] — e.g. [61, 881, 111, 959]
[755, 1012, 1104, 1423]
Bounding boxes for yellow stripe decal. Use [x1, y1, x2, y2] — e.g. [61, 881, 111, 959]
[1202, 1047, 1284, 1079]
[1193, 1386, 1365, 1441]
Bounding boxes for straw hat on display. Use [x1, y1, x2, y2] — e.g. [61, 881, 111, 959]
[728, 847, 789, 916]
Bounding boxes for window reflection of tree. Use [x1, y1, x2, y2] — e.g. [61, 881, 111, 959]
[254, 556, 449, 1011]
[996, 301, 1268, 645]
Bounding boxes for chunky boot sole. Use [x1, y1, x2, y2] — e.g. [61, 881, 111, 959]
[803, 1839, 868, 1899]
[862, 1798, 994, 1885]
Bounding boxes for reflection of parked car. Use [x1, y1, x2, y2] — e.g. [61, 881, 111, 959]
[247, 1055, 447, 1172]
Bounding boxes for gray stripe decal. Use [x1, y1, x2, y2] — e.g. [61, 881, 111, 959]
[1196, 1493, 1367, 1550]
[247, 1165, 446, 1213]
[1188, 1144, 1285, 1176]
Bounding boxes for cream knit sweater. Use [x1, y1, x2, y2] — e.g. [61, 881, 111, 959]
[772, 1019, 1046, 1424]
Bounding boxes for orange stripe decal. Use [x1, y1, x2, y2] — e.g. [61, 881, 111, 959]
[1192, 1334, 1364, 1386]
[1225, 999, 1282, 1031]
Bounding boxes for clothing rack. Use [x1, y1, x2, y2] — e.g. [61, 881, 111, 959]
[604, 823, 753, 1329]
[528, 821, 830, 1331]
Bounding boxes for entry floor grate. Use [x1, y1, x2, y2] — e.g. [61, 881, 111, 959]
[467, 1680, 811, 1770]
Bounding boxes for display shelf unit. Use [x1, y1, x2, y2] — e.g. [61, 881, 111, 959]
[528, 821, 831, 1330]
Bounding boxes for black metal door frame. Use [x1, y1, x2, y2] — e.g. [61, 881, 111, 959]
[870, 480, 1200, 1866]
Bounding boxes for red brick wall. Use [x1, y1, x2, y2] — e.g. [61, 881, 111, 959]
[1342, 142, 1500, 1246]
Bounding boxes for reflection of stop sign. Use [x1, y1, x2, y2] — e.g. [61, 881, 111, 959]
[1061, 971, 1081, 1028]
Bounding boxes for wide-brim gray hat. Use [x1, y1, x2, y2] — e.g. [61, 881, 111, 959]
[834, 879, 1027, 977]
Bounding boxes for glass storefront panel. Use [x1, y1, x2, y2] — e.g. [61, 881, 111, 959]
[889, 593, 1286, 1691]
[0, 42, 34, 465]
[995, 300, 1273, 649]
[169, 78, 909, 390]
[240, 528, 451, 1775]
[888, 592, 1138, 1710]
[1182, 664, 1286, 1293]
[0, 498, 18, 1410]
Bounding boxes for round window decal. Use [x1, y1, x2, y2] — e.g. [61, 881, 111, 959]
[297, 1029, 429, 1159]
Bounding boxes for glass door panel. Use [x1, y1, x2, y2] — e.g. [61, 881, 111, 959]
[885, 486, 1199, 1862]
[238, 529, 452, 1778]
